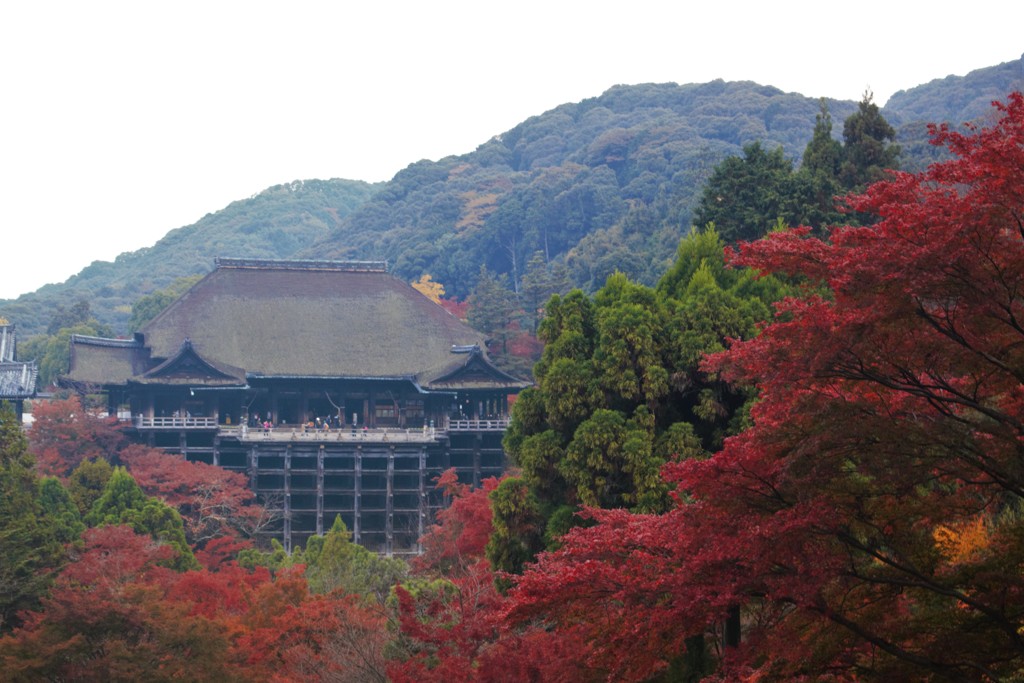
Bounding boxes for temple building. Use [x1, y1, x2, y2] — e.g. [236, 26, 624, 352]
[0, 324, 38, 423]
[64, 258, 529, 553]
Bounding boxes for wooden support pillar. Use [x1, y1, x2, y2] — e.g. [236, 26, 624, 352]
[417, 446, 427, 555]
[385, 446, 395, 557]
[473, 433, 482, 488]
[353, 447, 362, 546]
[316, 445, 325, 536]
[248, 445, 258, 491]
[283, 445, 292, 553]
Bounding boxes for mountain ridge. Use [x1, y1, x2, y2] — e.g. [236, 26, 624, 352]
[3, 54, 1022, 338]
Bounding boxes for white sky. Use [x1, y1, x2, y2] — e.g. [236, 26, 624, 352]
[1, 1, 1021, 300]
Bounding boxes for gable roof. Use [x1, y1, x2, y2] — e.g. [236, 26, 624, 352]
[68, 259, 528, 392]
[429, 345, 529, 390]
[134, 338, 245, 386]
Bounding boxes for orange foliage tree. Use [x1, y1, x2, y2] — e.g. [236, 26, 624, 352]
[28, 396, 127, 477]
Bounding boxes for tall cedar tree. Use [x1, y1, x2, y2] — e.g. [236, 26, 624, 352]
[691, 142, 797, 243]
[467, 265, 520, 363]
[503, 93, 1024, 681]
[694, 94, 900, 243]
[0, 403, 66, 632]
[501, 228, 784, 562]
[839, 90, 901, 191]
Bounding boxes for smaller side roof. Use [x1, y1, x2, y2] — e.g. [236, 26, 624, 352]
[422, 345, 531, 392]
[0, 361, 38, 400]
[65, 335, 148, 387]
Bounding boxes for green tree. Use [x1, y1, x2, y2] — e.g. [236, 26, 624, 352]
[839, 90, 900, 192]
[237, 537, 292, 574]
[560, 408, 665, 512]
[793, 98, 847, 231]
[502, 227, 785, 557]
[46, 299, 94, 336]
[85, 466, 198, 571]
[38, 477, 85, 546]
[485, 477, 544, 589]
[304, 516, 407, 603]
[802, 99, 843, 178]
[0, 403, 64, 631]
[592, 272, 670, 413]
[692, 142, 798, 243]
[66, 456, 113, 516]
[520, 251, 571, 334]
[467, 266, 520, 361]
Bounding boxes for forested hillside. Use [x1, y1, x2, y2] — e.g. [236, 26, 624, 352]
[886, 54, 1024, 126]
[300, 55, 1022, 300]
[0, 179, 379, 336]
[885, 53, 1024, 171]
[302, 81, 857, 298]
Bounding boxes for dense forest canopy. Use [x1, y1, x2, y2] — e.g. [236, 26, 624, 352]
[302, 81, 858, 298]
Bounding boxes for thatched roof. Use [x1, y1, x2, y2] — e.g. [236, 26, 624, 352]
[67, 259, 528, 392]
[67, 336, 147, 386]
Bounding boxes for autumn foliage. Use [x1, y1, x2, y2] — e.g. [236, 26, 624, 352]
[499, 92, 1024, 680]
[28, 396, 127, 477]
[119, 444, 274, 550]
[0, 524, 392, 681]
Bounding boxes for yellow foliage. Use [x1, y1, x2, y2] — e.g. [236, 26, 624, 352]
[455, 192, 499, 232]
[412, 274, 445, 303]
[934, 516, 990, 564]
[0, 316, 8, 326]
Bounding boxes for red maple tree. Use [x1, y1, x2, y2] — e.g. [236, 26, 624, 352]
[119, 444, 276, 551]
[241, 592, 389, 682]
[0, 526, 240, 681]
[28, 396, 127, 477]
[413, 468, 500, 577]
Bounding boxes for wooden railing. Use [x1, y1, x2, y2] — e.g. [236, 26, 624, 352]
[129, 416, 511, 434]
[228, 425, 441, 443]
[133, 416, 218, 429]
[446, 418, 510, 431]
